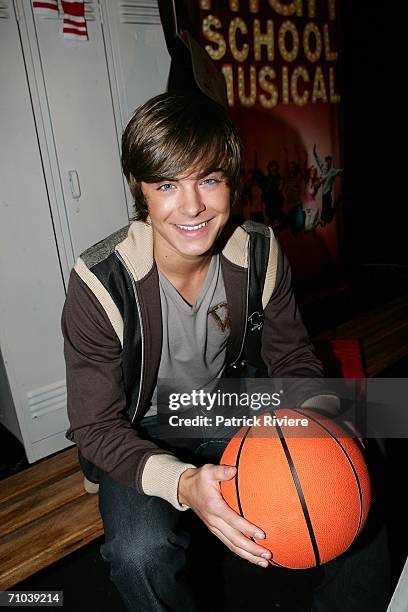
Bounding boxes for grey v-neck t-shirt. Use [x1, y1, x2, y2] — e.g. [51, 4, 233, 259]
[146, 254, 230, 417]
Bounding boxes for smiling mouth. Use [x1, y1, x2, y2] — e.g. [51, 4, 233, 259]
[174, 221, 209, 231]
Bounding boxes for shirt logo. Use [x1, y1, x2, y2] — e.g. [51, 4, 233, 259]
[208, 302, 230, 333]
[248, 311, 264, 332]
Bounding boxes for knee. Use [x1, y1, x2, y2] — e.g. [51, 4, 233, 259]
[102, 536, 159, 573]
[101, 521, 191, 576]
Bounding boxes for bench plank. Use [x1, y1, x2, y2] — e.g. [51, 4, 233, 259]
[0, 447, 78, 505]
[0, 472, 85, 538]
[0, 494, 103, 590]
[315, 296, 408, 376]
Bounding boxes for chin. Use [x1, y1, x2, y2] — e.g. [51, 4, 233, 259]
[177, 242, 214, 258]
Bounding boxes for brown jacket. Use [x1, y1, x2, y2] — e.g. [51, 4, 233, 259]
[62, 220, 337, 509]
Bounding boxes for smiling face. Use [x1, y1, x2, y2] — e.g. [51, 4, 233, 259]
[141, 168, 231, 263]
[122, 93, 242, 226]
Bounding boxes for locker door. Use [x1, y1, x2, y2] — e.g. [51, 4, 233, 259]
[0, 1, 69, 461]
[25, 0, 130, 258]
[102, 0, 170, 125]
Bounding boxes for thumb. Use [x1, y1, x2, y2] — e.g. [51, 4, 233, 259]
[214, 464, 236, 481]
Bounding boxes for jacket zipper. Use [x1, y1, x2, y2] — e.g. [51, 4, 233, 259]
[228, 242, 250, 370]
[115, 251, 145, 423]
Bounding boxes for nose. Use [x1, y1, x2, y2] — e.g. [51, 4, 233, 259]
[179, 184, 206, 217]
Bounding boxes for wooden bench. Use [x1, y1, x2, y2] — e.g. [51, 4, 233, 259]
[314, 295, 408, 377]
[0, 447, 103, 590]
[0, 294, 407, 589]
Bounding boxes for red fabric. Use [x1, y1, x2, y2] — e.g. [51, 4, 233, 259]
[32, 1, 58, 13]
[61, 0, 88, 40]
[314, 339, 366, 379]
[61, 1, 85, 18]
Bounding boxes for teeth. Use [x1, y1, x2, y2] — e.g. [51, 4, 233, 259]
[176, 221, 207, 231]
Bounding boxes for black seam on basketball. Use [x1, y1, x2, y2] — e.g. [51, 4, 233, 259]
[272, 410, 321, 567]
[268, 557, 285, 567]
[292, 408, 364, 539]
[234, 427, 252, 519]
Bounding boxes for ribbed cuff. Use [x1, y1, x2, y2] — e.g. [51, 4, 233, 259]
[83, 477, 100, 494]
[141, 454, 196, 511]
[301, 394, 340, 415]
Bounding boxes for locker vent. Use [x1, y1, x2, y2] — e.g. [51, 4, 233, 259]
[0, 0, 9, 19]
[119, 0, 160, 25]
[27, 380, 67, 419]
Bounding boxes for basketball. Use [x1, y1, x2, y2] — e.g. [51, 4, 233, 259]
[220, 408, 372, 569]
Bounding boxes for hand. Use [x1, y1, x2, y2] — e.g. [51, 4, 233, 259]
[178, 464, 272, 568]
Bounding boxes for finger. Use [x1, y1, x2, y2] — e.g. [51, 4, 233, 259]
[214, 519, 272, 559]
[209, 464, 236, 482]
[211, 526, 270, 568]
[211, 496, 266, 541]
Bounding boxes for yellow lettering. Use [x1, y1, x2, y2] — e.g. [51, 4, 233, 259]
[291, 66, 310, 106]
[282, 66, 290, 104]
[254, 19, 274, 61]
[222, 64, 235, 107]
[324, 24, 338, 61]
[312, 66, 328, 103]
[238, 65, 257, 107]
[202, 15, 226, 61]
[307, 0, 316, 18]
[278, 20, 299, 63]
[303, 22, 322, 63]
[229, 17, 249, 62]
[268, 0, 302, 17]
[329, 66, 340, 102]
[259, 66, 278, 108]
[328, 0, 336, 20]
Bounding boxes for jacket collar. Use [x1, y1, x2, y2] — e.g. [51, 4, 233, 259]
[115, 218, 249, 282]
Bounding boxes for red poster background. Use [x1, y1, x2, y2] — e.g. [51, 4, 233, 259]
[190, 0, 345, 301]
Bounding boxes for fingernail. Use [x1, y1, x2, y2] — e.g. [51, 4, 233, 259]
[258, 561, 268, 568]
[254, 531, 265, 539]
[226, 467, 236, 477]
[261, 552, 271, 559]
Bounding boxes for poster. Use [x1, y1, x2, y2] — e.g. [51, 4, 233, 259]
[188, 0, 345, 300]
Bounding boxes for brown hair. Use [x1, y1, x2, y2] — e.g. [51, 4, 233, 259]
[122, 92, 241, 221]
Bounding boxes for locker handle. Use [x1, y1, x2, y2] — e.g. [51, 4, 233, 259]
[68, 170, 81, 200]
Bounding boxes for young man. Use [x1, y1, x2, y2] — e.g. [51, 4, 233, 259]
[62, 93, 379, 612]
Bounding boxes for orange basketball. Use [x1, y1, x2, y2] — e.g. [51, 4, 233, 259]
[220, 408, 372, 569]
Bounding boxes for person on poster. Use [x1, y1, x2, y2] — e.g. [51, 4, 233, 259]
[303, 165, 324, 232]
[253, 155, 288, 231]
[283, 146, 306, 235]
[62, 92, 388, 612]
[241, 154, 265, 224]
[313, 144, 343, 225]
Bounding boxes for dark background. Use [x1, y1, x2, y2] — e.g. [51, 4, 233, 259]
[341, 1, 403, 269]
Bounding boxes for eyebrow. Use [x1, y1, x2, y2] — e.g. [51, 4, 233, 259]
[154, 168, 226, 183]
